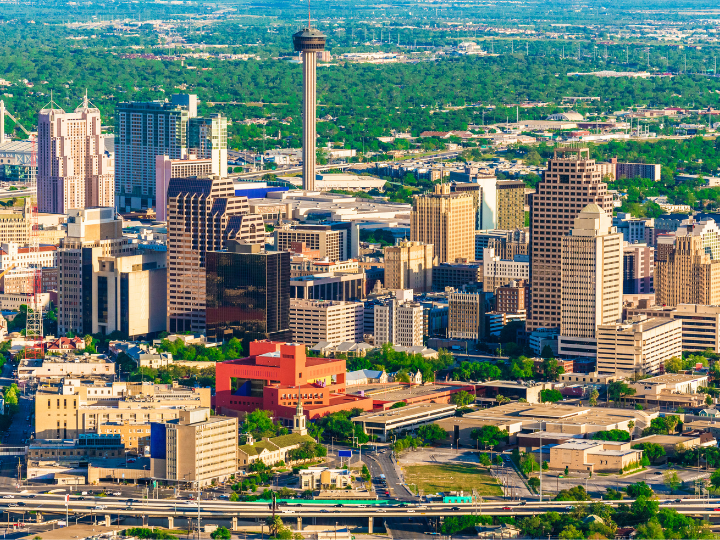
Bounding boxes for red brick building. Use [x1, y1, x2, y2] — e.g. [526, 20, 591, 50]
[216, 341, 374, 424]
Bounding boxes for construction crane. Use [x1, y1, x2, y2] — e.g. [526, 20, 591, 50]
[25, 198, 43, 359]
[0, 263, 16, 280]
[0, 100, 32, 145]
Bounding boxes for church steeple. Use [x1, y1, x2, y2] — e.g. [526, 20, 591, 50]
[293, 394, 308, 435]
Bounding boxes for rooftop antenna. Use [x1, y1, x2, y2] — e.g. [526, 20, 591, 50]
[307, 0, 311, 29]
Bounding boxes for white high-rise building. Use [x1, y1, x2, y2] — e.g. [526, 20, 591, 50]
[37, 96, 114, 214]
[289, 299, 364, 344]
[373, 289, 423, 347]
[559, 204, 623, 357]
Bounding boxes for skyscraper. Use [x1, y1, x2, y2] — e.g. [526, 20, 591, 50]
[411, 183, 475, 264]
[383, 241, 435, 292]
[528, 146, 613, 332]
[293, 25, 326, 191]
[115, 95, 227, 212]
[496, 180, 526, 230]
[559, 204, 623, 357]
[37, 96, 114, 214]
[57, 208, 131, 335]
[206, 240, 291, 346]
[654, 235, 720, 307]
[166, 175, 265, 334]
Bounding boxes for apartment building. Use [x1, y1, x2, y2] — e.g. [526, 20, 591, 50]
[482, 247, 529, 293]
[374, 290, 423, 347]
[34, 380, 211, 440]
[496, 280, 528, 314]
[528, 147, 613, 332]
[383, 241, 434, 293]
[596, 317, 682, 375]
[496, 180, 526, 230]
[115, 95, 227, 212]
[559, 204, 623, 357]
[166, 175, 265, 333]
[655, 235, 720, 307]
[411, 183, 475, 264]
[289, 299, 364, 344]
[37, 96, 114, 214]
[150, 408, 238, 487]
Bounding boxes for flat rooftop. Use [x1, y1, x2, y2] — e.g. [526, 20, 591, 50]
[352, 403, 455, 424]
[348, 383, 467, 402]
[639, 373, 707, 385]
[476, 379, 545, 390]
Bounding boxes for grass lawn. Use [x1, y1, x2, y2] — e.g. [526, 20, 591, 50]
[403, 463, 502, 497]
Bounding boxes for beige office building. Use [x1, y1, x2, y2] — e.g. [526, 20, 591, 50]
[449, 292, 485, 341]
[528, 147, 613, 332]
[496, 180, 526, 230]
[58, 208, 133, 335]
[152, 408, 238, 487]
[559, 204, 623, 357]
[411, 183, 475, 264]
[374, 290, 423, 347]
[596, 316, 682, 375]
[383, 241, 434, 293]
[98, 421, 151, 453]
[275, 225, 350, 262]
[0, 199, 31, 245]
[37, 96, 114, 214]
[655, 235, 720, 307]
[35, 380, 211, 440]
[625, 302, 720, 353]
[289, 299, 364, 344]
[482, 247, 529, 293]
[549, 440, 643, 473]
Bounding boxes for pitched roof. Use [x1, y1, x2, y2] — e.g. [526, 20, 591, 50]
[347, 369, 384, 381]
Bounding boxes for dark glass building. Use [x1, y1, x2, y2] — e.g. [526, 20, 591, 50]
[205, 240, 291, 346]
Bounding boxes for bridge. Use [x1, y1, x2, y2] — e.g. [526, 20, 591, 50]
[1, 491, 719, 533]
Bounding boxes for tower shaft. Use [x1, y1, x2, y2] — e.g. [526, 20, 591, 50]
[302, 50, 317, 191]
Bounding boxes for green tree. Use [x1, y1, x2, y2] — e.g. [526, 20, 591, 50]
[211, 527, 231, 540]
[607, 381, 636, 405]
[470, 425, 509, 451]
[663, 470, 681, 494]
[528, 476, 540, 491]
[558, 525, 584, 540]
[589, 388, 599, 406]
[664, 356, 684, 373]
[627, 481, 654, 499]
[540, 389, 563, 403]
[450, 390, 474, 407]
[417, 423, 447, 444]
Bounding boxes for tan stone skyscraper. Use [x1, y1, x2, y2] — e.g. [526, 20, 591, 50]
[410, 183, 475, 264]
[655, 235, 720, 307]
[528, 146, 613, 332]
[383, 241, 435, 292]
[37, 95, 114, 214]
[559, 204, 623, 357]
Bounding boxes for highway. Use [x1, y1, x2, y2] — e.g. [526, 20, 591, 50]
[1, 492, 720, 519]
